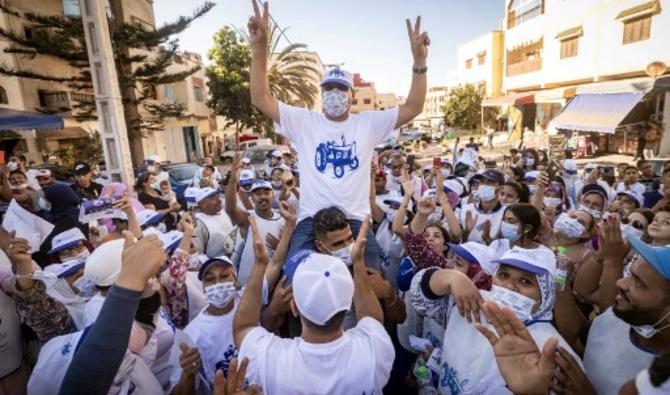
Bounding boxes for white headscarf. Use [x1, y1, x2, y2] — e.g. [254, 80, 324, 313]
[84, 239, 123, 286]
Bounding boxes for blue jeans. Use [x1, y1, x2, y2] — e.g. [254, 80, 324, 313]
[287, 217, 381, 271]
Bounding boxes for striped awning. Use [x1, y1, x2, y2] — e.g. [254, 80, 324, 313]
[549, 92, 645, 134]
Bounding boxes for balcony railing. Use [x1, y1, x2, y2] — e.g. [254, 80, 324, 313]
[507, 57, 542, 77]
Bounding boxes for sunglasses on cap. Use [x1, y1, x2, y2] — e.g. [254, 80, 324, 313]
[322, 83, 349, 92]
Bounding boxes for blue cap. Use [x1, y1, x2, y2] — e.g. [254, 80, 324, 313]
[284, 249, 315, 284]
[447, 243, 477, 263]
[197, 256, 235, 281]
[396, 257, 418, 292]
[627, 237, 670, 282]
[481, 169, 505, 185]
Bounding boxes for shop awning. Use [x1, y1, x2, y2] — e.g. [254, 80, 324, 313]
[0, 108, 64, 131]
[482, 91, 536, 107]
[549, 92, 645, 134]
[535, 86, 577, 104]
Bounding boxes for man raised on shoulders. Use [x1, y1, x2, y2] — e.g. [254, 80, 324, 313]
[248, 0, 430, 266]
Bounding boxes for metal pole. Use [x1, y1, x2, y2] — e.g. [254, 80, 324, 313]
[79, 0, 135, 185]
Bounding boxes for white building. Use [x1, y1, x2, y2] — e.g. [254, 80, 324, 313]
[453, 31, 504, 98]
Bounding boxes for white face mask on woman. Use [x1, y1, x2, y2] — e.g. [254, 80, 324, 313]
[204, 282, 236, 308]
[490, 285, 537, 322]
[543, 197, 562, 209]
[554, 213, 585, 239]
[500, 222, 521, 241]
[475, 184, 497, 202]
[322, 89, 349, 118]
[330, 243, 354, 266]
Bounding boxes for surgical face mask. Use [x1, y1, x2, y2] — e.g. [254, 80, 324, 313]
[554, 213, 585, 239]
[621, 224, 644, 241]
[322, 89, 350, 118]
[271, 180, 283, 188]
[204, 281, 236, 308]
[500, 222, 520, 241]
[543, 197, 562, 209]
[75, 250, 91, 261]
[528, 184, 537, 196]
[10, 183, 28, 190]
[490, 285, 537, 322]
[73, 276, 97, 297]
[7, 161, 18, 171]
[441, 169, 451, 178]
[525, 158, 535, 167]
[330, 243, 354, 266]
[475, 184, 497, 202]
[581, 206, 602, 219]
[632, 310, 670, 339]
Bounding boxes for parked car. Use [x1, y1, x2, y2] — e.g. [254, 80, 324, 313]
[242, 145, 290, 172]
[135, 162, 200, 201]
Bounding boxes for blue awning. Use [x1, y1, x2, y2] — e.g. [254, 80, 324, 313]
[0, 108, 64, 131]
[549, 92, 645, 134]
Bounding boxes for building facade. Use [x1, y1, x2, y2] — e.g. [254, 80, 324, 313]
[414, 86, 448, 129]
[451, 31, 505, 98]
[351, 73, 377, 113]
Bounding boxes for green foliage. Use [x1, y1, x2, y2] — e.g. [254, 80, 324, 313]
[51, 133, 103, 166]
[207, 24, 321, 136]
[442, 83, 497, 131]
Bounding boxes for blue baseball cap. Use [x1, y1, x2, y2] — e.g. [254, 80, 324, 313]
[481, 169, 505, 185]
[284, 249, 315, 284]
[48, 228, 86, 255]
[197, 256, 235, 281]
[627, 237, 670, 282]
[396, 257, 417, 292]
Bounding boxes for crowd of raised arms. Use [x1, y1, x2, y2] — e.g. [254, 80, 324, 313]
[0, 1, 668, 395]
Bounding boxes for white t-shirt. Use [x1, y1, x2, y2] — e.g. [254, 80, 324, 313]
[278, 102, 399, 221]
[458, 201, 505, 243]
[239, 317, 394, 395]
[615, 181, 645, 196]
[584, 308, 655, 395]
[237, 210, 285, 286]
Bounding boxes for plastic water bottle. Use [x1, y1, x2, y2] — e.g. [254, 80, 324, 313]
[555, 246, 568, 291]
[414, 363, 438, 395]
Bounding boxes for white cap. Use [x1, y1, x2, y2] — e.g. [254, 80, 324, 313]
[44, 259, 85, 278]
[184, 187, 199, 203]
[241, 157, 251, 164]
[523, 170, 540, 181]
[37, 169, 52, 178]
[143, 227, 183, 250]
[48, 228, 86, 255]
[563, 159, 577, 173]
[194, 187, 219, 203]
[272, 150, 283, 158]
[448, 242, 496, 274]
[145, 155, 162, 163]
[617, 190, 644, 208]
[584, 163, 597, 170]
[492, 246, 557, 277]
[321, 68, 353, 89]
[250, 180, 273, 192]
[136, 209, 165, 227]
[239, 169, 255, 186]
[443, 179, 464, 196]
[84, 239, 124, 286]
[290, 252, 354, 325]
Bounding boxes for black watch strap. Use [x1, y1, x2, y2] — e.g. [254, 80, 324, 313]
[413, 66, 428, 74]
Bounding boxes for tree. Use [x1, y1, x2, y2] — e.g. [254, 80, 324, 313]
[51, 132, 103, 166]
[442, 83, 497, 131]
[0, 1, 214, 165]
[207, 24, 321, 141]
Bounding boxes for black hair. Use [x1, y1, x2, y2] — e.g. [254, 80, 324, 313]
[505, 203, 541, 241]
[649, 353, 670, 387]
[637, 159, 651, 168]
[17, 154, 27, 163]
[313, 206, 349, 238]
[425, 222, 452, 253]
[564, 150, 573, 159]
[204, 165, 215, 172]
[522, 149, 539, 170]
[302, 310, 347, 334]
[624, 165, 638, 173]
[9, 169, 26, 178]
[511, 166, 526, 182]
[502, 181, 528, 203]
[134, 172, 153, 192]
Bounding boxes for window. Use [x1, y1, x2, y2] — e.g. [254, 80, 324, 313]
[164, 84, 175, 102]
[507, 38, 543, 76]
[363, 99, 371, 105]
[623, 16, 652, 44]
[0, 86, 7, 104]
[193, 86, 204, 102]
[465, 59, 473, 69]
[71, 92, 94, 103]
[38, 90, 69, 109]
[24, 27, 33, 40]
[508, 0, 544, 29]
[477, 52, 486, 65]
[560, 37, 579, 58]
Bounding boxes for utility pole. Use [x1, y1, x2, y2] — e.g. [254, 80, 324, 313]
[79, 0, 135, 185]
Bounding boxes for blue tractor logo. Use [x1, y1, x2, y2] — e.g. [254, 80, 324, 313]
[315, 136, 359, 178]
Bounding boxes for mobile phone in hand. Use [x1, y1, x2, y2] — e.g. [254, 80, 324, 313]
[407, 154, 416, 171]
[433, 157, 441, 168]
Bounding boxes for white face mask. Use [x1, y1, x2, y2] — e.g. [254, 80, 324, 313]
[554, 213, 585, 239]
[271, 180, 283, 188]
[543, 197, 562, 209]
[441, 169, 451, 178]
[75, 250, 91, 261]
[322, 89, 350, 118]
[632, 310, 670, 339]
[204, 281, 236, 308]
[500, 222, 520, 241]
[475, 184, 497, 202]
[490, 285, 537, 322]
[73, 276, 97, 297]
[581, 206, 602, 219]
[528, 184, 537, 195]
[621, 224, 644, 241]
[7, 161, 18, 171]
[330, 243, 354, 266]
[10, 183, 28, 190]
[525, 158, 535, 167]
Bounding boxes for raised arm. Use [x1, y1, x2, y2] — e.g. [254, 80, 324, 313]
[369, 171, 385, 224]
[265, 202, 297, 291]
[225, 153, 251, 228]
[233, 216, 269, 347]
[114, 195, 142, 239]
[396, 16, 429, 128]
[248, 0, 279, 123]
[391, 169, 413, 239]
[352, 217, 384, 323]
[435, 169, 462, 242]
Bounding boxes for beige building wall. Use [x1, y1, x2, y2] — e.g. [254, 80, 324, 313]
[449, 31, 504, 97]
[351, 86, 377, 113]
[376, 93, 398, 110]
[415, 86, 448, 129]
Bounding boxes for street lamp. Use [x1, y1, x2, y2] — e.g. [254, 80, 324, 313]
[645, 61, 667, 79]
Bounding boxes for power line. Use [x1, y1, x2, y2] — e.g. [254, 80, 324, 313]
[257, 0, 292, 46]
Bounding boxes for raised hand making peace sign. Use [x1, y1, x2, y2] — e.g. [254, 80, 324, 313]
[406, 16, 430, 66]
[248, 0, 270, 49]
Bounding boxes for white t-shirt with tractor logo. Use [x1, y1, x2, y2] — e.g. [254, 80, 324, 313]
[278, 102, 399, 221]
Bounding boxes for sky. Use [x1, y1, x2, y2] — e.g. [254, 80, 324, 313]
[153, 0, 504, 96]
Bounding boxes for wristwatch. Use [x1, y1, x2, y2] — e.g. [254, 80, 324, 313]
[413, 66, 428, 74]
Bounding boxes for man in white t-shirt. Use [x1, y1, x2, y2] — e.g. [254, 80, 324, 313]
[234, 217, 394, 395]
[386, 155, 425, 202]
[248, 0, 430, 263]
[615, 165, 646, 196]
[459, 169, 505, 244]
[225, 156, 286, 285]
[192, 188, 237, 258]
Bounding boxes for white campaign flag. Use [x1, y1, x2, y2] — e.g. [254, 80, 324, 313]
[2, 200, 55, 251]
